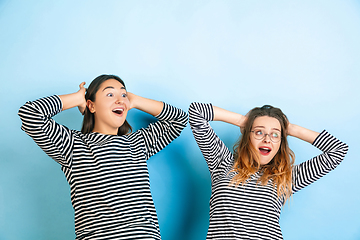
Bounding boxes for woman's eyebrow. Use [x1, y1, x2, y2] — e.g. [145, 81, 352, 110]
[102, 86, 114, 91]
[253, 126, 281, 132]
[102, 86, 126, 91]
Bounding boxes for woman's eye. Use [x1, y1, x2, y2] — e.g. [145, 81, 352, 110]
[272, 132, 279, 138]
[121, 93, 127, 98]
[255, 130, 263, 136]
[106, 93, 113, 97]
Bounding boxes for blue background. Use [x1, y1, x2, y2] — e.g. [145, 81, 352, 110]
[1, 1, 359, 239]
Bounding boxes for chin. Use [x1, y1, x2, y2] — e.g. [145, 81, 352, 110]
[260, 158, 273, 166]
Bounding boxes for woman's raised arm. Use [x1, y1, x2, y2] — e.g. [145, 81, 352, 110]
[127, 92, 164, 117]
[213, 105, 247, 127]
[287, 123, 319, 144]
[59, 82, 87, 113]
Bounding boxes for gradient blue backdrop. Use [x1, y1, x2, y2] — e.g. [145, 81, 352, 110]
[1, 1, 359, 239]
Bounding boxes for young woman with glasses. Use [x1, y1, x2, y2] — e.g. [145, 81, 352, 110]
[18, 74, 188, 240]
[188, 103, 348, 239]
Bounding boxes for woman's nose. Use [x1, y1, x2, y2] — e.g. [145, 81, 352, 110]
[263, 134, 271, 143]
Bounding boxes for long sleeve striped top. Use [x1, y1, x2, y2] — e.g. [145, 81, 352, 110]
[18, 95, 188, 240]
[188, 102, 348, 240]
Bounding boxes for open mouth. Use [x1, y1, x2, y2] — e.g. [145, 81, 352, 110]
[259, 147, 271, 155]
[112, 108, 124, 115]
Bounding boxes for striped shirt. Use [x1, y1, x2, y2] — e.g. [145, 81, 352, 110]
[188, 102, 348, 240]
[18, 95, 188, 240]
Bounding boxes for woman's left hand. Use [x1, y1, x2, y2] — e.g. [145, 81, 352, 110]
[126, 92, 136, 110]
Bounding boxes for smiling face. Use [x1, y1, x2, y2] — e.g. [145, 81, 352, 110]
[250, 116, 282, 165]
[87, 78, 130, 135]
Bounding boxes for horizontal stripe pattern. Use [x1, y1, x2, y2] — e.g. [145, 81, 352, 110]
[19, 95, 188, 240]
[189, 102, 348, 240]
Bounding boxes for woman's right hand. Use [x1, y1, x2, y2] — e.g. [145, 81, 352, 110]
[77, 82, 87, 114]
[59, 82, 87, 113]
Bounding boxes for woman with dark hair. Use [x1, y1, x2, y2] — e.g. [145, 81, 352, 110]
[188, 102, 348, 239]
[18, 74, 188, 240]
[81, 74, 133, 135]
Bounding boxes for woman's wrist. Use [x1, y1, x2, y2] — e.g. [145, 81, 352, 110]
[127, 92, 137, 110]
[287, 123, 296, 137]
[59, 82, 86, 112]
[237, 115, 247, 128]
[127, 92, 163, 116]
[213, 106, 246, 127]
[287, 123, 319, 144]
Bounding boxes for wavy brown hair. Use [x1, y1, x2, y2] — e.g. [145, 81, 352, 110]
[231, 105, 295, 202]
[81, 74, 132, 135]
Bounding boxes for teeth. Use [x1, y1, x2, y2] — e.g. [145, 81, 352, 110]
[113, 109, 124, 114]
[259, 147, 271, 152]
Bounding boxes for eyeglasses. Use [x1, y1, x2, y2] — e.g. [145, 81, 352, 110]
[251, 130, 281, 143]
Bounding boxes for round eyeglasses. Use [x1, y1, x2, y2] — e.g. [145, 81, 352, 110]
[251, 130, 282, 143]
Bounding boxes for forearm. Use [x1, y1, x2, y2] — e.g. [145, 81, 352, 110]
[58, 82, 86, 112]
[213, 106, 246, 127]
[59, 92, 85, 111]
[287, 123, 319, 144]
[128, 92, 163, 116]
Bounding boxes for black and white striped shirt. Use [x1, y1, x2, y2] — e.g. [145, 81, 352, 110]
[188, 102, 348, 240]
[18, 95, 188, 240]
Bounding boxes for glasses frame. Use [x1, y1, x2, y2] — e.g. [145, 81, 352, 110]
[250, 130, 282, 143]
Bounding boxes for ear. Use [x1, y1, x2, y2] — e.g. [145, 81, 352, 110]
[87, 99, 96, 113]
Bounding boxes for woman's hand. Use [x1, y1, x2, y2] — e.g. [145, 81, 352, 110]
[77, 82, 87, 114]
[126, 92, 163, 116]
[126, 92, 136, 110]
[59, 82, 87, 113]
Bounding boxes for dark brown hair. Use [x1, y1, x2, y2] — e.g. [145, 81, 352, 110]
[81, 74, 132, 135]
[231, 105, 295, 201]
